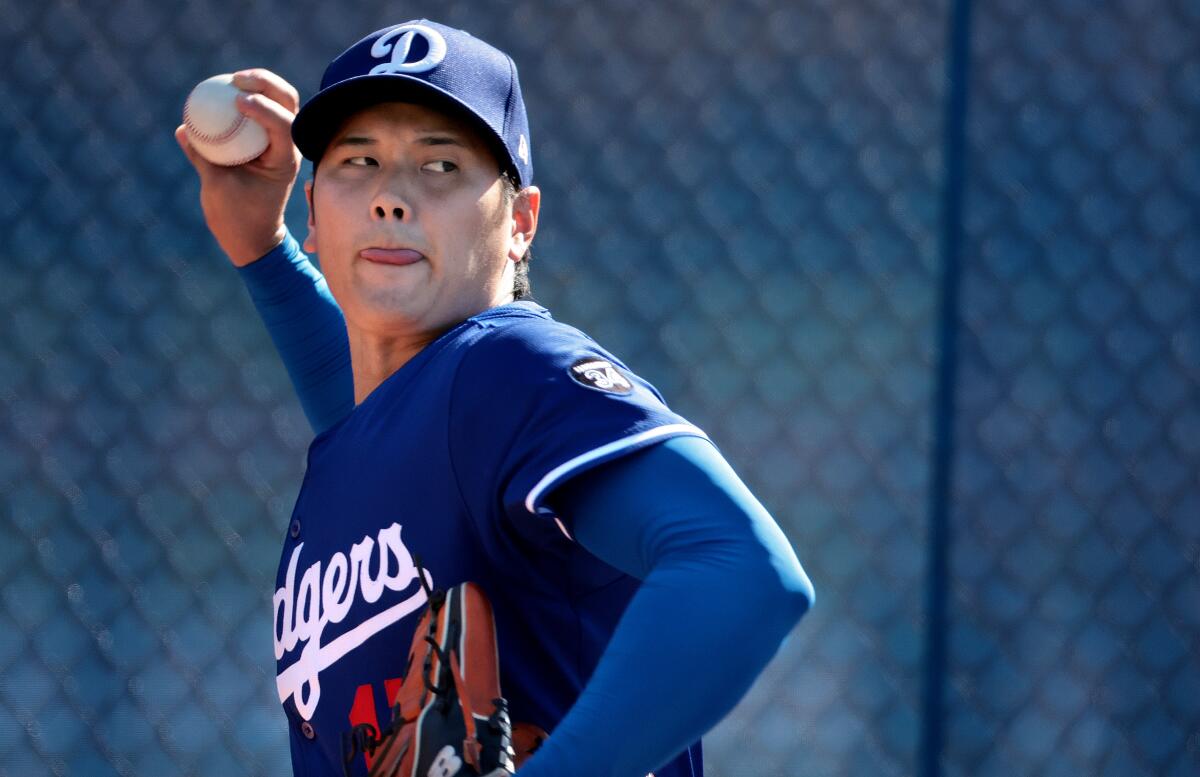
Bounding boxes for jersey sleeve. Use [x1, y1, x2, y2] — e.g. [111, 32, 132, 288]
[448, 319, 708, 540]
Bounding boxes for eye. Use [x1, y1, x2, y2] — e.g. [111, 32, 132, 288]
[421, 160, 458, 173]
[344, 156, 377, 167]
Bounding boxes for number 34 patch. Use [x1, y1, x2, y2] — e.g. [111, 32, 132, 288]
[569, 358, 633, 394]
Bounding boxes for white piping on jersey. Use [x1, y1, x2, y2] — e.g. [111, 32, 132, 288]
[524, 423, 710, 540]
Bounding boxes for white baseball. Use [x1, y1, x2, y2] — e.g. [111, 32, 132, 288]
[183, 74, 269, 166]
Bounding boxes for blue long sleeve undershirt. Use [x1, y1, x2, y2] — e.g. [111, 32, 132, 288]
[235, 237, 815, 776]
[236, 232, 354, 433]
[524, 436, 814, 777]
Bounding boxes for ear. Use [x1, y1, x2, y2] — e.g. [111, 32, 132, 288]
[302, 179, 317, 254]
[508, 185, 540, 262]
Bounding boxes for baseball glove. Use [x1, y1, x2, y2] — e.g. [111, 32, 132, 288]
[342, 571, 547, 777]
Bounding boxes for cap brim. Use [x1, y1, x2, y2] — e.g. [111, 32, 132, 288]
[292, 73, 511, 172]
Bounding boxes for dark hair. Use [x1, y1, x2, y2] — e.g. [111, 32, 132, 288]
[500, 170, 534, 301]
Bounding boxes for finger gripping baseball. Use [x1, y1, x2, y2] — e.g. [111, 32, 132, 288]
[342, 581, 546, 777]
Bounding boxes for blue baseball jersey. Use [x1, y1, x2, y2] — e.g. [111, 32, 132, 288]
[273, 301, 709, 777]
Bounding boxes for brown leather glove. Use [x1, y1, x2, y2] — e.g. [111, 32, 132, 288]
[342, 577, 546, 777]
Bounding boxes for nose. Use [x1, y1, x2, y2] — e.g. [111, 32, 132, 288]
[370, 177, 411, 222]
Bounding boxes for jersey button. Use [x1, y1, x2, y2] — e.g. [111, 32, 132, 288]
[300, 720, 316, 740]
[290, 519, 301, 539]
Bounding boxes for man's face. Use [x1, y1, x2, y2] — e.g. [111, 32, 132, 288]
[304, 101, 536, 337]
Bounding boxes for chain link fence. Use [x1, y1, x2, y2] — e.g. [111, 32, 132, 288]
[0, 1, 1195, 776]
[945, 1, 1200, 775]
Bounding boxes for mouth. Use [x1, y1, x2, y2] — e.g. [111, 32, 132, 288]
[359, 247, 426, 266]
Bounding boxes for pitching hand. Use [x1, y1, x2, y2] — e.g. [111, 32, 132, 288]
[175, 69, 303, 266]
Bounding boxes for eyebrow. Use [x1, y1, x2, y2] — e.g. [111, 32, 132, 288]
[416, 135, 468, 148]
[329, 136, 375, 150]
[328, 133, 469, 150]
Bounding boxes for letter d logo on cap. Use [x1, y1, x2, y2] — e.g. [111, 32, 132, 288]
[369, 23, 447, 75]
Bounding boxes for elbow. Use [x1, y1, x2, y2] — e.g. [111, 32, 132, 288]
[795, 572, 816, 621]
[739, 549, 815, 641]
[779, 563, 815, 628]
[736, 501, 814, 630]
[771, 517, 816, 623]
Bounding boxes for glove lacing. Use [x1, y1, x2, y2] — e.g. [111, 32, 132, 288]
[342, 559, 449, 776]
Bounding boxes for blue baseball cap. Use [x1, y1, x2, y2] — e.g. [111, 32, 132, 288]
[292, 20, 533, 187]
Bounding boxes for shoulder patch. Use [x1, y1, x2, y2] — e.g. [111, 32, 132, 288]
[569, 358, 633, 394]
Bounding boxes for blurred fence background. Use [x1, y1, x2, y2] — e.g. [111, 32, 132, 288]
[1, 0, 1196, 775]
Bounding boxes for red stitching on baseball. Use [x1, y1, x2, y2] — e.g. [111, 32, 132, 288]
[183, 95, 249, 144]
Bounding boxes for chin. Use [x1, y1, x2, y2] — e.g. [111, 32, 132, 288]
[340, 284, 423, 330]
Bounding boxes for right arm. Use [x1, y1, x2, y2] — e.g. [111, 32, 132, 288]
[235, 232, 352, 434]
[176, 69, 352, 433]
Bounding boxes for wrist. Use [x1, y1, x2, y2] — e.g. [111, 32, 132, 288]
[225, 226, 289, 267]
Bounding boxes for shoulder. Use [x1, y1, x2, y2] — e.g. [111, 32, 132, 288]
[459, 306, 636, 393]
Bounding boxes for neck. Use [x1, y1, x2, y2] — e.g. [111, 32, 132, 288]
[345, 290, 518, 404]
[347, 326, 439, 404]
[345, 275, 518, 400]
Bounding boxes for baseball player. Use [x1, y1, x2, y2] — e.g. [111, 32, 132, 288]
[177, 20, 814, 777]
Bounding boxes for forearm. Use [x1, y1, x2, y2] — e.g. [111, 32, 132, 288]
[237, 230, 354, 433]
